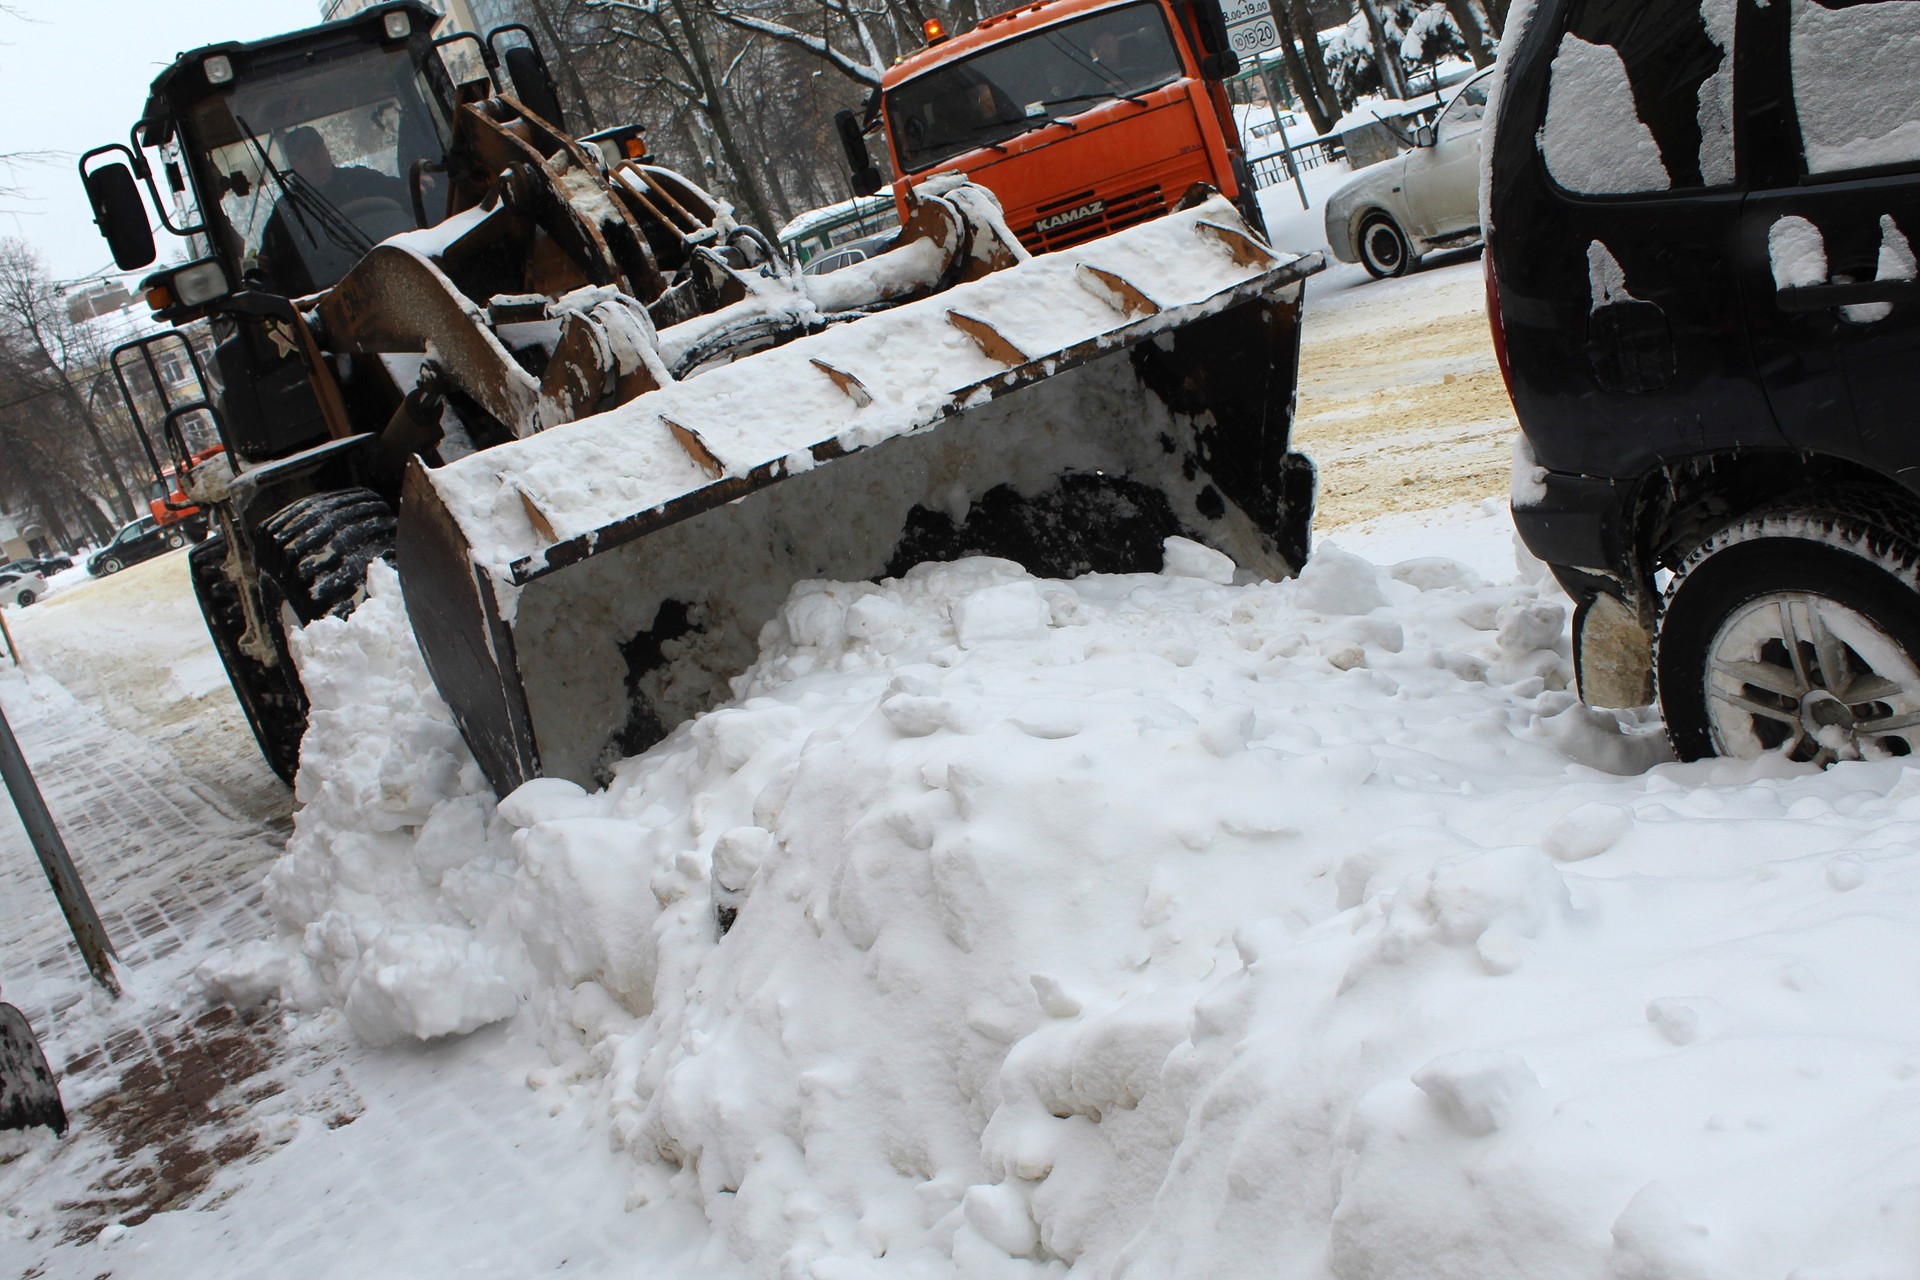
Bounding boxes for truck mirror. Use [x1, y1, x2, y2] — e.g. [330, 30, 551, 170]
[836, 109, 883, 196]
[1200, 50, 1241, 80]
[837, 110, 875, 179]
[504, 45, 566, 131]
[82, 163, 156, 271]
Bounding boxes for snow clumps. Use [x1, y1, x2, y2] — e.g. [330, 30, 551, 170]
[207, 534, 1920, 1279]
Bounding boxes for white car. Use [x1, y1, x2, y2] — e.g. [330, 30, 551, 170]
[1324, 67, 1496, 279]
[0, 567, 48, 607]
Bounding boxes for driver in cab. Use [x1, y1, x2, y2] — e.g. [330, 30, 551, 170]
[257, 125, 411, 296]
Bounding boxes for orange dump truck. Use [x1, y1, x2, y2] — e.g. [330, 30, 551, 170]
[839, 0, 1263, 253]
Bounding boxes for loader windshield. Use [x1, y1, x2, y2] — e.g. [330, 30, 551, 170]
[187, 42, 454, 295]
[887, 2, 1184, 172]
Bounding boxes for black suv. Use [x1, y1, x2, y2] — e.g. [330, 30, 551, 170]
[88, 514, 203, 576]
[1487, 0, 1920, 765]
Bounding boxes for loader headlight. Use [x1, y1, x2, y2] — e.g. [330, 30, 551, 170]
[145, 258, 231, 317]
[383, 11, 411, 39]
[203, 55, 234, 85]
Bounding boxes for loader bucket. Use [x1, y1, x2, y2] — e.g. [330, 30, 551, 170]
[397, 198, 1324, 794]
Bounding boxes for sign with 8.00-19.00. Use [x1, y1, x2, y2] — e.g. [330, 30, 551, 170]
[1218, 0, 1280, 56]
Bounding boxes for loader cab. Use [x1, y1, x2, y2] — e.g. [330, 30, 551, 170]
[869, 0, 1260, 254]
[79, 2, 481, 470]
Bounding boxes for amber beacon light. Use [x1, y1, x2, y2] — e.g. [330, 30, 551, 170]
[923, 17, 948, 43]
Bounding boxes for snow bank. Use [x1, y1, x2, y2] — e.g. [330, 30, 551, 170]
[207, 543, 1920, 1277]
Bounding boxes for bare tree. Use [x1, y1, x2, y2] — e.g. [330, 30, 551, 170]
[585, 0, 789, 236]
[0, 241, 141, 524]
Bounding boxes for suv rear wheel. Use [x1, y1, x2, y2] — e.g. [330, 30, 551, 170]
[1358, 212, 1416, 279]
[1656, 507, 1920, 765]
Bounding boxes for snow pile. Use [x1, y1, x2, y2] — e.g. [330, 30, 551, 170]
[202, 572, 523, 1046]
[210, 541, 1920, 1277]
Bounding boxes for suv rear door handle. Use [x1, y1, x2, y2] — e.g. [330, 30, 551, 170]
[1777, 278, 1920, 311]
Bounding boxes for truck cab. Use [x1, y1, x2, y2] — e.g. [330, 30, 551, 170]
[872, 0, 1261, 253]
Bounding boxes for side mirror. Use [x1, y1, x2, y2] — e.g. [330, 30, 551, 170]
[503, 44, 566, 131]
[1189, 0, 1240, 80]
[1200, 50, 1241, 80]
[1415, 123, 1436, 148]
[836, 109, 884, 197]
[82, 162, 156, 271]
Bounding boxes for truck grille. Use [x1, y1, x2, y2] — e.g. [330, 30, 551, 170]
[1027, 186, 1167, 252]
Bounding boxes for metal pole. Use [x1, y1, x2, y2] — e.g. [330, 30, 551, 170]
[0, 703, 118, 996]
[1274, 112, 1311, 211]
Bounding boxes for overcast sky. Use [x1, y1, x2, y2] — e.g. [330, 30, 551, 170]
[1, 0, 324, 286]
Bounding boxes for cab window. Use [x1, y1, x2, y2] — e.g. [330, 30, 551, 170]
[886, 3, 1183, 173]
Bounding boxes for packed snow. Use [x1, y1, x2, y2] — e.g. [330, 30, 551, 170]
[1768, 214, 1828, 291]
[1541, 34, 1669, 194]
[178, 507, 1920, 1277]
[1791, 0, 1920, 175]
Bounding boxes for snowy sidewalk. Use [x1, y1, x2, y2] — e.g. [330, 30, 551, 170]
[0, 647, 712, 1278]
[0, 660, 315, 1245]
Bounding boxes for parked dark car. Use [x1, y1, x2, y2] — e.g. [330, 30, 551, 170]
[88, 514, 203, 576]
[4, 553, 73, 577]
[1488, 0, 1920, 766]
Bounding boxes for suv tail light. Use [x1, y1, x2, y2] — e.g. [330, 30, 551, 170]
[1484, 250, 1515, 403]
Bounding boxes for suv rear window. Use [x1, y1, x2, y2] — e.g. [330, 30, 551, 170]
[1791, 0, 1920, 175]
[1541, 0, 1736, 193]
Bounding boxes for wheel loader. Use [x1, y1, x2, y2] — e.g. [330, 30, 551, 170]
[81, 0, 1323, 796]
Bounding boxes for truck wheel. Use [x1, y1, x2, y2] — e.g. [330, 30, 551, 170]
[189, 539, 307, 785]
[1358, 213, 1415, 279]
[261, 488, 397, 625]
[1656, 506, 1920, 765]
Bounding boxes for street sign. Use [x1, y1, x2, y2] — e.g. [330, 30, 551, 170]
[1220, 0, 1281, 57]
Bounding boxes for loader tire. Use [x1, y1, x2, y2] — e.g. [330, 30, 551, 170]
[260, 488, 397, 625]
[190, 539, 306, 785]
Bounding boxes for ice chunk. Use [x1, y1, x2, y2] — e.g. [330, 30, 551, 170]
[497, 776, 596, 828]
[1411, 1048, 1539, 1135]
[1160, 535, 1236, 584]
[341, 924, 518, 1045]
[1294, 544, 1388, 615]
[1542, 801, 1633, 862]
[951, 580, 1049, 647]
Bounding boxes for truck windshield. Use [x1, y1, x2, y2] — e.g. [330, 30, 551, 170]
[887, 2, 1184, 173]
[187, 43, 453, 296]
